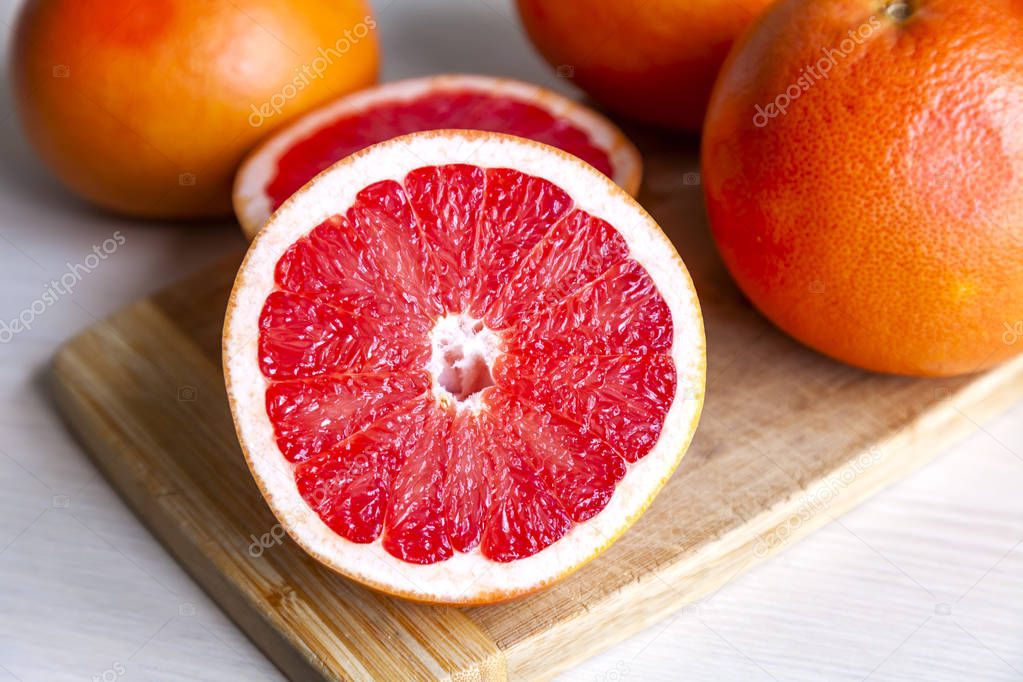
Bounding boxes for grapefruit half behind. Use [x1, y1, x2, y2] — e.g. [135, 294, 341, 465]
[234, 75, 643, 238]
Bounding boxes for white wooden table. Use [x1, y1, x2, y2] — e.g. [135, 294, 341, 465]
[1, 1, 1020, 680]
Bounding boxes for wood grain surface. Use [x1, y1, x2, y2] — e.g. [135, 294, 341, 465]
[49, 139, 1023, 680]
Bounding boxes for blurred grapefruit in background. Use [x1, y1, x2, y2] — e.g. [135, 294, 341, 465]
[514, 0, 773, 131]
[12, 0, 379, 219]
[702, 0, 1023, 376]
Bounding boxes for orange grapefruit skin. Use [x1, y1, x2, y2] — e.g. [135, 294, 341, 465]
[702, 0, 1023, 376]
[515, 0, 773, 131]
[12, 0, 379, 219]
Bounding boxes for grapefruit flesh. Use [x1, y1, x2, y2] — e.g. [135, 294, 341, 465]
[224, 131, 704, 603]
[268, 92, 615, 211]
[233, 75, 642, 238]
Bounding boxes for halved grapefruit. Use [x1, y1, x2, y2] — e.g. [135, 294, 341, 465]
[233, 74, 642, 238]
[223, 130, 704, 603]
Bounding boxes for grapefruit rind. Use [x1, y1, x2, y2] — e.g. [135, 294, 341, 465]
[233, 74, 643, 239]
[224, 130, 704, 604]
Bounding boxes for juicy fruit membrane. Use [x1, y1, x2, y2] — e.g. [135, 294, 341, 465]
[234, 75, 642, 238]
[224, 131, 704, 602]
[12, 0, 378, 219]
[702, 0, 1023, 376]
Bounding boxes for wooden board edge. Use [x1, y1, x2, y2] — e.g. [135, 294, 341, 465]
[49, 337, 335, 682]
[497, 356, 1023, 680]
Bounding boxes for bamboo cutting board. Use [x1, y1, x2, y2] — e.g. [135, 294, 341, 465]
[50, 138, 1023, 681]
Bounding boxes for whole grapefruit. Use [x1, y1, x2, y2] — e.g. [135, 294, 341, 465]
[515, 0, 773, 131]
[12, 0, 379, 219]
[702, 0, 1023, 376]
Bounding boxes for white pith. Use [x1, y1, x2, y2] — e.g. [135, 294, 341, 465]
[223, 131, 705, 603]
[426, 314, 502, 414]
[233, 74, 643, 239]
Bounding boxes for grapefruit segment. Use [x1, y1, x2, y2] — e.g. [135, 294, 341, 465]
[507, 259, 673, 356]
[224, 131, 704, 603]
[479, 414, 573, 563]
[258, 291, 429, 378]
[295, 399, 431, 545]
[404, 164, 486, 313]
[346, 180, 442, 317]
[274, 214, 432, 329]
[234, 75, 643, 238]
[442, 411, 492, 554]
[266, 372, 430, 463]
[468, 168, 573, 316]
[490, 391, 627, 523]
[485, 209, 630, 330]
[382, 406, 454, 565]
[496, 354, 676, 463]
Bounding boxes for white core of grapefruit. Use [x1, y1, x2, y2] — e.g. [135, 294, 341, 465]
[233, 74, 643, 239]
[426, 313, 502, 414]
[224, 130, 704, 603]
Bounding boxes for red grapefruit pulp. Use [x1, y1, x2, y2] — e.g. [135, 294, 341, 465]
[224, 131, 704, 602]
[233, 75, 642, 238]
